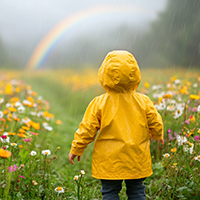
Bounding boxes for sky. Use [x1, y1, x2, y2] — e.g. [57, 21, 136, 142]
[0, 0, 167, 69]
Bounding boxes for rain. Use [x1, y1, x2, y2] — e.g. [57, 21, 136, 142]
[0, 0, 200, 199]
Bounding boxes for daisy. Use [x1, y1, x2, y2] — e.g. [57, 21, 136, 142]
[173, 108, 183, 119]
[41, 150, 51, 156]
[44, 126, 53, 131]
[11, 143, 17, 147]
[194, 155, 200, 162]
[30, 150, 37, 156]
[80, 170, 85, 175]
[163, 153, 170, 158]
[0, 111, 4, 118]
[177, 135, 187, 145]
[73, 175, 79, 180]
[55, 187, 64, 193]
[18, 106, 25, 113]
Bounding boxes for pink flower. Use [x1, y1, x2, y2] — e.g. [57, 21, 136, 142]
[7, 165, 18, 172]
[19, 175, 25, 179]
[194, 135, 200, 141]
[1, 135, 7, 139]
[192, 108, 197, 112]
[23, 138, 31, 143]
[185, 120, 190, 125]
[30, 132, 39, 136]
[168, 133, 174, 140]
[167, 129, 172, 133]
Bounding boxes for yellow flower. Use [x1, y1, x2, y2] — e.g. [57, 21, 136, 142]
[163, 94, 172, 99]
[173, 163, 177, 166]
[0, 148, 11, 158]
[170, 147, 177, 153]
[17, 133, 26, 138]
[8, 107, 17, 112]
[22, 126, 30, 131]
[189, 116, 195, 123]
[19, 128, 26, 133]
[144, 82, 150, 89]
[190, 94, 200, 100]
[8, 132, 16, 136]
[56, 120, 62, 125]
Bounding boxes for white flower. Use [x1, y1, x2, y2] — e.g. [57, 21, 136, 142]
[37, 111, 44, 117]
[6, 103, 12, 108]
[167, 105, 175, 111]
[193, 83, 198, 88]
[21, 117, 31, 124]
[41, 150, 51, 156]
[55, 187, 64, 193]
[44, 126, 53, 131]
[80, 170, 85, 175]
[173, 108, 183, 119]
[0, 111, 4, 118]
[37, 96, 43, 100]
[194, 155, 200, 162]
[73, 175, 79, 180]
[30, 150, 37, 156]
[155, 101, 166, 111]
[1, 135, 10, 143]
[11, 143, 17, 147]
[0, 98, 4, 104]
[197, 105, 200, 113]
[23, 100, 32, 106]
[42, 122, 49, 127]
[183, 142, 194, 154]
[15, 102, 22, 107]
[30, 111, 37, 116]
[174, 79, 181, 84]
[18, 106, 25, 113]
[177, 135, 187, 145]
[163, 153, 170, 158]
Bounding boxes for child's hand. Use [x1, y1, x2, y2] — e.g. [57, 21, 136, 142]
[160, 139, 164, 145]
[68, 152, 81, 165]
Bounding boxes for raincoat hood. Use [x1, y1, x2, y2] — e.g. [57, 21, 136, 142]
[98, 50, 141, 92]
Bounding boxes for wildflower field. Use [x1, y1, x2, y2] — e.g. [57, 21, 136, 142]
[0, 67, 200, 200]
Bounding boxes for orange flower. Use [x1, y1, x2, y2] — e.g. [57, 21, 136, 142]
[0, 148, 11, 158]
[171, 147, 177, 153]
[19, 145, 23, 148]
[19, 128, 26, 133]
[30, 121, 40, 130]
[14, 118, 20, 121]
[56, 120, 62, 125]
[22, 126, 30, 131]
[8, 132, 16, 136]
[17, 133, 26, 138]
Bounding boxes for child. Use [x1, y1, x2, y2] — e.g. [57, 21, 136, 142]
[69, 50, 164, 200]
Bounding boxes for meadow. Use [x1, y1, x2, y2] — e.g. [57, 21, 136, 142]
[0, 67, 200, 199]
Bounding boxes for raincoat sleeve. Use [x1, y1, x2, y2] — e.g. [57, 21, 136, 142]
[70, 97, 101, 156]
[146, 96, 163, 140]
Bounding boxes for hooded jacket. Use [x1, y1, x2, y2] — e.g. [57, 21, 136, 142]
[70, 50, 163, 179]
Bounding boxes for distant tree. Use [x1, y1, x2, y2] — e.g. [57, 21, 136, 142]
[0, 36, 8, 66]
[136, 0, 200, 68]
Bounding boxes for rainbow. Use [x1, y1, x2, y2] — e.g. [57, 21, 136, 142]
[26, 4, 146, 70]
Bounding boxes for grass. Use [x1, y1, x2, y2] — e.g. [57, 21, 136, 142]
[0, 67, 200, 199]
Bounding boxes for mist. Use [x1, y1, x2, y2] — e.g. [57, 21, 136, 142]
[0, 0, 167, 69]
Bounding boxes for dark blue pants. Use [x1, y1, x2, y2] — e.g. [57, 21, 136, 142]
[100, 178, 146, 200]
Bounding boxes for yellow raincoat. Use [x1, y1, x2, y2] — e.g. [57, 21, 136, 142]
[70, 50, 163, 180]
